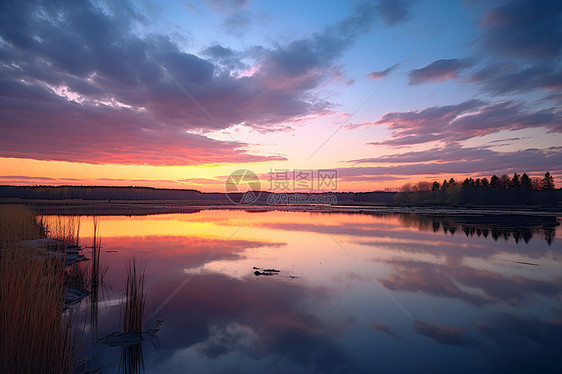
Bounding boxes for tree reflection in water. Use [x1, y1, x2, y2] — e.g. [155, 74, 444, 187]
[396, 214, 558, 244]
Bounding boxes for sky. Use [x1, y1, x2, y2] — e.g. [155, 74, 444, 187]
[0, 0, 561, 192]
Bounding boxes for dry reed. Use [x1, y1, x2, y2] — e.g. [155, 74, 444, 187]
[44, 214, 81, 246]
[123, 258, 146, 334]
[0, 206, 80, 374]
[118, 258, 146, 374]
[64, 216, 107, 293]
[119, 343, 145, 374]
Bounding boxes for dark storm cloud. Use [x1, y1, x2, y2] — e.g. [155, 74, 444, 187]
[409, 59, 473, 85]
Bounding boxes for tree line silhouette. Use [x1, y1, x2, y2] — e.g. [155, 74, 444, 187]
[0, 186, 204, 200]
[395, 172, 560, 207]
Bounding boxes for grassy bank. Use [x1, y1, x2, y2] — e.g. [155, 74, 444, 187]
[0, 206, 81, 373]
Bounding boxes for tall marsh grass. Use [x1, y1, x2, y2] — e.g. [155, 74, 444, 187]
[0, 206, 80, 373]
[45, 214, 81, 246]
[120, 258, 146, 374]
[0, 205, 44, 244]
[65, 216, 106, 292]
[89, 216, 105, 332]
[123, 258, 146, 334]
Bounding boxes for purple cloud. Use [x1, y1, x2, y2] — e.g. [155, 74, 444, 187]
[470, 62, 562, 94]
[409, 59, 472, 85]
[0, 81, 286, 165]
[414, 320, 476, 347]
[478, 0, 562, 60]
[0, 176, 57, 181]
[370, 100, 561, 147]
[367, 64, 399, 80]
[381, 259, 562, 307]
[343, 145, 562, 177]
[467, 0, 562, 95]
[0, 1, 412, 166]
[371, 322, 399, 338]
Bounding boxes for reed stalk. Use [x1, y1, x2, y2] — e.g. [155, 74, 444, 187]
[123, 258, 146, 334]
[0, 206, 80, 373]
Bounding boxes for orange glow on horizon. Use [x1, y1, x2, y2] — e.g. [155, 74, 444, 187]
[2, 157, 559, 193]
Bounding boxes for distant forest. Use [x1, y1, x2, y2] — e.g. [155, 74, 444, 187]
[395, 172, 560, 207]
[0, 185, 395, 205]
[0, 186, 206, 200]
[0, 172, 560, 208]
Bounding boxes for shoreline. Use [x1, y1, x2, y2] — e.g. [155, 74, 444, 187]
[1, 199, 560, 217]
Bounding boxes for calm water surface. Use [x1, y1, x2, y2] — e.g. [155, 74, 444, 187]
[62, 210, 561, 373]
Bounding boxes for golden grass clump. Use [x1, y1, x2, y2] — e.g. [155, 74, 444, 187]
[0, 205, 44, 245]
[42, 214, 81, 246]
[0, 206, 80, 374]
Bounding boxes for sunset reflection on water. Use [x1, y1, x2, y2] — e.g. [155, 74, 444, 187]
[50, 210, 561, 373]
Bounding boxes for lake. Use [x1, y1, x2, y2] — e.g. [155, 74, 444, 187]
[59, 210, 561, 373]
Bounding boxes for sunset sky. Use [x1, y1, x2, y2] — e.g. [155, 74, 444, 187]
[1, 0, 561, 192]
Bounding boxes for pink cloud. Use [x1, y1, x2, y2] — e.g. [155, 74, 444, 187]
[0, 85, 286, 166]
[370, 100, 561, 147]
[409, 59, 472, 85]
[0, 1, 385, 166]
[367, 64, 398, 80]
